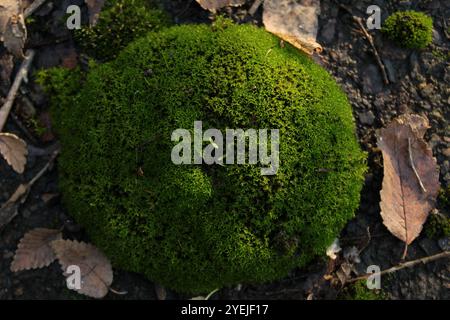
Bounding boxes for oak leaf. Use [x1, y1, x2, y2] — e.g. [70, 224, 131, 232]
[0, 132, 28, 174]
[378, 114, 440, 251]
[10, 228, 62, 272]
[51, 239, 113, 299]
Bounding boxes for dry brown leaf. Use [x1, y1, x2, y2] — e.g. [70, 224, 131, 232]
[3, 13, 26, 58]
[85, 0, 105, 26]
[196, 0, 246, 12]
[378, 114, 440, 249]
[51, 239, 113, 299]
[0, 132, 28, 174]
[11, 228, 62, 272]
[0, 0, 26, 57]
[263, 0, 322, 55]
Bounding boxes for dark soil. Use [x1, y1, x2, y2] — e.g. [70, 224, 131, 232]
[0, 0, 448, 300]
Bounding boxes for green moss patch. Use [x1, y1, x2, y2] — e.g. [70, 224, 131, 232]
[47, 22, 366, 294]
[382, 11, 433, 49]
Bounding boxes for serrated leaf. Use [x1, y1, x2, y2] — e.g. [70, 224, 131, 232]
[51, 239, 113, 299]
[378, 114, 440, 246]
[11, 228, 62, 272]
[0, 132, 28, 174]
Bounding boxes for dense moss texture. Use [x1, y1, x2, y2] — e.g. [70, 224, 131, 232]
[48, 22, 366, 293]
[382, 11, 433, 49]
[74, 0, 169, 61]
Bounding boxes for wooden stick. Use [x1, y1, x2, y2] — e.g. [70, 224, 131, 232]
[0, 49, 36, 132]
[349, 251, 450, 282]
[339, 4, 390, 85]
[248, 0, 263, 16]
[24, 0, 48, 18]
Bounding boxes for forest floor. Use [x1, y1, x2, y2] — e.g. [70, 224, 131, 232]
[0, 0, 448, 299]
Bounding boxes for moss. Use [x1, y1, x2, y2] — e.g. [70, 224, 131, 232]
[74, 0, 170, 61]
[382, 11, 433, 49]
[424, 213, 450, 239]
[341, 281, 387, 300]
[46, 22, 366, 294]
[382, 10, 433, 49]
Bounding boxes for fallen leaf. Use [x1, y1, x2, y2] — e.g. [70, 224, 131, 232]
[0, 0, 20, 40]
[0, 132, 28, 174]
[3, 13, 26, 58]
[196, 0, 246, 12]
[263, 0, 323, 55]
[0, 0, 27, 57]
[85, 0, 105, 26]
[51, 239, 113, 299]
[378, 114, 440, 250]
[10, 228, 62, 272]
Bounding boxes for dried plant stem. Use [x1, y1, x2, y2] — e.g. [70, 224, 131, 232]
[24, 0, 47, 18]
[0, 49, 36, 132]
[349, 251, 450, 283]
[339, 4, 389, 85]
[408, 138, 427, 193]
[249, 0, 263, 16]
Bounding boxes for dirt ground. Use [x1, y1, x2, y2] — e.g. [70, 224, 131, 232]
[0, 0, 448, 300]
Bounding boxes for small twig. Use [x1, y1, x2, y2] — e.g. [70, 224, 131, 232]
[24, 0, 48, 18]
[408, 138, 427, 193]
[248, 0, 263, 16]
[349, 251, 450, 283]
[339, 4, 389, 85]
[0, 50, 36, 132]
[108, 287, 128, 295]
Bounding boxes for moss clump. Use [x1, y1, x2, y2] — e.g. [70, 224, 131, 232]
[382, 11, 433, 49]
[424, 213, 450, 239]
[48, 23, 366, 294]
[340, 281, 387, 300]
[74, 0, 169, 61]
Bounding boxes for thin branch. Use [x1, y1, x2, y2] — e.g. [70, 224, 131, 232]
[248, 0, 263, 16]
[0, 49, 36, 132]
[349, 251, 450, 283]
[339, 4, 389, 85]
[24, 0, 48, 18]
[408, 137, 427, 193]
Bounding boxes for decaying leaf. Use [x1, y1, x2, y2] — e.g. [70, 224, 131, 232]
[85, 0, 106, 26]
[196, 0, 246, 12]
[51, 239, 113, 299]
[263, 0, 323, 55]
[0, 0, 26, 57]
[11, 228, 62, 272]
[3, 13, 26, 57]
[0, 132, 28, 174]
[0, 53, 14, 90]
[378, 114, 440, 251]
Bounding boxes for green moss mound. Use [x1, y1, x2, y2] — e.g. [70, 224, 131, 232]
[50, 22, 366, 294]
[74, 0, 169, 61]
[382, 11, 433, 49]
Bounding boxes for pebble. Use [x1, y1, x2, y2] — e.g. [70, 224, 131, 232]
[358, 111, 376, 126]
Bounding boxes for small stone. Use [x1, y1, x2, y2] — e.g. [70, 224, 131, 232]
[438, 237, 450, 251]
[441, 148, 450, 158]
[358, 111, 376, 126]
[361, 64, 384, 94]
[383, 59, 397, 83]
